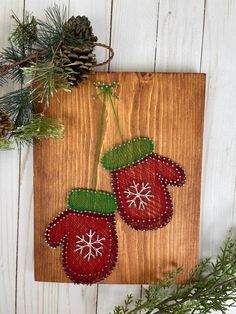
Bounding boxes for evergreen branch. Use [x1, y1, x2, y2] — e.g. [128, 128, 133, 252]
[10, 11, 38, 50]
[36, 5, 67, 50]
[0, 87, 34, 126]
[37, 5, 95, 49]
[112, 235, 236, 314]
[0, 48, 49, 76]
[0, 5, 106, 85]
[0, 4, 99, 81]
[0, 4, 109, 149]
[50, 40, 63, 64]
[12, 114, 64, 145]
[0, 11, 38, 84]
[23, 62, 72, 105]
[0, 138, 15, 150]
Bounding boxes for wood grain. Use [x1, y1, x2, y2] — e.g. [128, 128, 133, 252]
[34, 72, 205, 284]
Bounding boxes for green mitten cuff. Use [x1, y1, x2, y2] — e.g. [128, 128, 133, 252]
[101, 137, 154, 171]
[68, 189, 117, 214]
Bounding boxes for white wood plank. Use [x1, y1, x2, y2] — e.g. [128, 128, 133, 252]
[200, 0, 236, 257]
[0, 151, 19, 314]
[199, 1, 236, 312]
[16, 1, 102, 313]
[155, 0, 205, 72]
[97, 284, 141, 314]
[0, 1, 24, 313]
[110, 0, 159, 72]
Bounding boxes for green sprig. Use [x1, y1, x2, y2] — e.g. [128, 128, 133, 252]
[12, 114, 64, 145]
[0, 87, 34, 126]
[0, 138, 15, 150]
[23, 62, 72, 104]
[10, 11, 38, 50]
[0, 5, 99, 150]
[112, 235, 236, 314]
[37, 5, 67, 51]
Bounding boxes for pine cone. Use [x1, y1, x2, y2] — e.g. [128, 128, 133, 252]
[64, 16, 97, 48]
[60, 15, 98, 86]
[0, 111, 12, 138]
[60, 45, 97, 86]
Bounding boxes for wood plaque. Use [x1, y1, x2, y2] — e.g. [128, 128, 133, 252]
[34, 72, 205, 284]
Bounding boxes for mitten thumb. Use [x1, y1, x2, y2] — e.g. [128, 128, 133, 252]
[154, 155, 186, 186]
[45, 211, 72, 247]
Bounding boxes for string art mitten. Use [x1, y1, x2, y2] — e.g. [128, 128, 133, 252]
[101, 137, 186, 231]
[45, 189, 118, 284]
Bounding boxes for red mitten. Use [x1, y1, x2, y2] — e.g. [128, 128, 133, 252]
[101, 137, 186, 231]
[45, 189, 118, 284]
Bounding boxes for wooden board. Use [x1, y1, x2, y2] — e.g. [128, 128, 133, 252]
[34, 72, 205, 284]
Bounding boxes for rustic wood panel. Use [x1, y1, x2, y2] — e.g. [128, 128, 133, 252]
[34, 72, 205, 284]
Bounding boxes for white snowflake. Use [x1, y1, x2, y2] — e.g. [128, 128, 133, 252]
[74, 229, 105, 261]
[124, 180, 154, 210]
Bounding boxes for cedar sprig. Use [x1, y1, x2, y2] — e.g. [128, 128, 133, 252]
[0, 138, 14, 150]
[12, 114, 64, 146]
[112, 235, 236, 314]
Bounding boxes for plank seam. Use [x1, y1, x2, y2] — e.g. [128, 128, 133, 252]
[232, 176, 236, 229]
[108, 0, 114, 73]
[67, 0, 71, 19]
[14, 148, 22, 314]
[95, 284, 99, 314]
[154, 0, 161, 72]
[15, 5, 26, 309]
[200, 0, 207, 72]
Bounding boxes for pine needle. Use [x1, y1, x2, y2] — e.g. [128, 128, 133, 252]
[37, 5, 67, 51]
[23, 62, 72, 105]
[10, 11, 37, 50]
[0, 87, 34, 126]
[112, 235, 236, 314]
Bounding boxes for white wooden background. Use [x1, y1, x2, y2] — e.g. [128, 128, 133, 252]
[0, 0, 236, 313]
